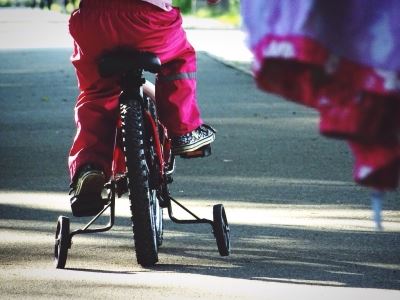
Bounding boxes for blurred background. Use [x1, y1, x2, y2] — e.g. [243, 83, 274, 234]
[0, 0, 241, 26]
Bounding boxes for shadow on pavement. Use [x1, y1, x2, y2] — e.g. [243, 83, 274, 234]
[1, 48, 399, 291]
[0, 203, 399, 289]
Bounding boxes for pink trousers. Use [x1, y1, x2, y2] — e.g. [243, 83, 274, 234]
[68, 0, 202, 180]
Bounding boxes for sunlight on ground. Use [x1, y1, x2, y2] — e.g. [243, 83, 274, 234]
[0, 9, 72, 49]
[1, 264, 399, 300]
[1, 190, 399, 232]
[187, 29, 253, 63]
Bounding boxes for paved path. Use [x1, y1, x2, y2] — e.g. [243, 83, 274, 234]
[0, 8, 399, 299]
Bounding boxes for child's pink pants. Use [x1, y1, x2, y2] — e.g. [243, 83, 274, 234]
[68, 0, 202, 181]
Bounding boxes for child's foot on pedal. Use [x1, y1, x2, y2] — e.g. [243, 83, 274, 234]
[171, 124, 216, 155]
[69, 164, 105, 217]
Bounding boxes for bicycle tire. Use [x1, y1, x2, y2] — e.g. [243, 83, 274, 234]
[54, 216, 70, 269]
[121, 98, 159, 267]
[213, 204, 231, 256]
[145, 89, 164, 247]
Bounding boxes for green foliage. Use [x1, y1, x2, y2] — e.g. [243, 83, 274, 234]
[0, 0, 80, 9]
[0, 0, 239, 25]
[171, 0, 240, 26]
[209, 0, 240, 14]
[195, 0, 240, 26]
[0, 0, 30, 6]
[0, 0, 12, 6]
[172, 0, 192, 14]
[0, 0, 39, 7]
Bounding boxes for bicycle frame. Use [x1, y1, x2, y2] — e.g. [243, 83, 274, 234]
[68, 70, 162, 242]
[55, 50, 230, 268]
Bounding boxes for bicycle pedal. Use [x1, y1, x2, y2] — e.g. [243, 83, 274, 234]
[180, 145, 212, 159]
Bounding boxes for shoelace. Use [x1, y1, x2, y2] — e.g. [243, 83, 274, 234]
[175, 125, 214, 144]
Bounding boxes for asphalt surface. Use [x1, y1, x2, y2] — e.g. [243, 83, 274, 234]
[0, 8, 399, 300]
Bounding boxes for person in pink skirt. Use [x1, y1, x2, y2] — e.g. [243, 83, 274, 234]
[68, 0, 219, 217]
[241, 0, 399, 229]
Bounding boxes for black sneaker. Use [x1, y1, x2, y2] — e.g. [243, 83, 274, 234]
[69, 164, 106, 217]
[171, 124, 216, 155]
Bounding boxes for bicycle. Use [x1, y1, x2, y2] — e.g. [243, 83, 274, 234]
[54, 48, 231, 268]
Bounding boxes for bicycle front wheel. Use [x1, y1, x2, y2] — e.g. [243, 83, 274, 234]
[121, 98, 159, 267]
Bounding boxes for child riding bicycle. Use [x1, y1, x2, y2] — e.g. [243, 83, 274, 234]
[68, 0, 219, 217]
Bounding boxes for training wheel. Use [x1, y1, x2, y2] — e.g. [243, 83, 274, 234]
[213, 204, 230, 256]
[54, 216, 70, 269]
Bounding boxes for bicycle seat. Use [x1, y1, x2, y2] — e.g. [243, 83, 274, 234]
[98, 48, 161, 77]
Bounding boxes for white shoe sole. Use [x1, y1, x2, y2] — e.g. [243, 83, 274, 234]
[172, 134, 215, 155]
